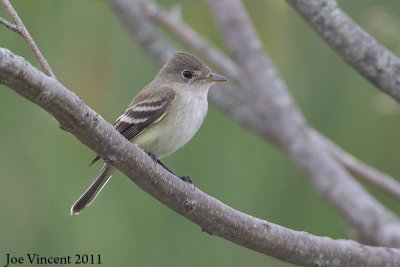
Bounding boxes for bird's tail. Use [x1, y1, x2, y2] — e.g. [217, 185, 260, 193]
[70, 164, 115, 215]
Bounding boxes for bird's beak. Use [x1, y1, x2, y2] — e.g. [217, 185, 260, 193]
[206, 73, 227, 83]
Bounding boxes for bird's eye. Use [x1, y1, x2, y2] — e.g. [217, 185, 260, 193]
[182, 70, 193, 79]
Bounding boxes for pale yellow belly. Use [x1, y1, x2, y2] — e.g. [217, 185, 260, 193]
[132, 96, 208, 159]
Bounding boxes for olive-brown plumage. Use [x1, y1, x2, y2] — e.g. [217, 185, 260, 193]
[71, 51, 226, 214]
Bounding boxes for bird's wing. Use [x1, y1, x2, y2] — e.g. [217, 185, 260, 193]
[89, 87, 176, 166]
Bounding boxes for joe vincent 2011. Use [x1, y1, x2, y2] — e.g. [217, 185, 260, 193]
[3, 253, 71, 266]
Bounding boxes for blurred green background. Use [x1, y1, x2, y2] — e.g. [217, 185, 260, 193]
[1, 0, 400, 266]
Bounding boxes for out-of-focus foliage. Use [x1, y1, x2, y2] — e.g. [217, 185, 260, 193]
[1, 1, 400, 266]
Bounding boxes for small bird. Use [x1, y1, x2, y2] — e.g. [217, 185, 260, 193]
[71, 51, 227, 214]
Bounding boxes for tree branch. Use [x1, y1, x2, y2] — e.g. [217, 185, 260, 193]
[0, 0, 55, 77]
[0, 16, 18, 32]
[138, 0, 400, 202]
[286, 0, 400, 103]
[208, 0, 400, 247]
[1, 46, 400, 267]
[313, 131, 400, 201]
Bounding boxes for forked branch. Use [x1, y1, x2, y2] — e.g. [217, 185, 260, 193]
[0, 0, 55, 77]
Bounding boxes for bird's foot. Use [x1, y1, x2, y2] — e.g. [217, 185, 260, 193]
[179, 175, 192, 184]
[147, 152, 195, 189]
[147, 152, 159, 163]
[179, 175, 196, 190]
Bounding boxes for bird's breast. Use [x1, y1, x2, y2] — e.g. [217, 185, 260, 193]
[133, 92, 208, 159]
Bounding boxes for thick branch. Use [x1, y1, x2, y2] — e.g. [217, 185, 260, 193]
[207, 0, 400, 247]
[286, 0, 400, 103]
[1, 46, 400, 267]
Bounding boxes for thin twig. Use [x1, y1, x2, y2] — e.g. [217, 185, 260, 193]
[313, 131, 400, 201]
[0, 16, 18, 32]
[2, 46, 400, 267]
[0, 0, 55, 78]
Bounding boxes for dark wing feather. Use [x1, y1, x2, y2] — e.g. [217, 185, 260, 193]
[89, 88, 175, 166]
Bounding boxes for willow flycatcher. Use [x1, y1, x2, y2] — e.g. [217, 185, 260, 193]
[71, 51, 227, 214]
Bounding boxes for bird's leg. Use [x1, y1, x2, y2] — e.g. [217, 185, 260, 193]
[146, 152, 194, 185]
